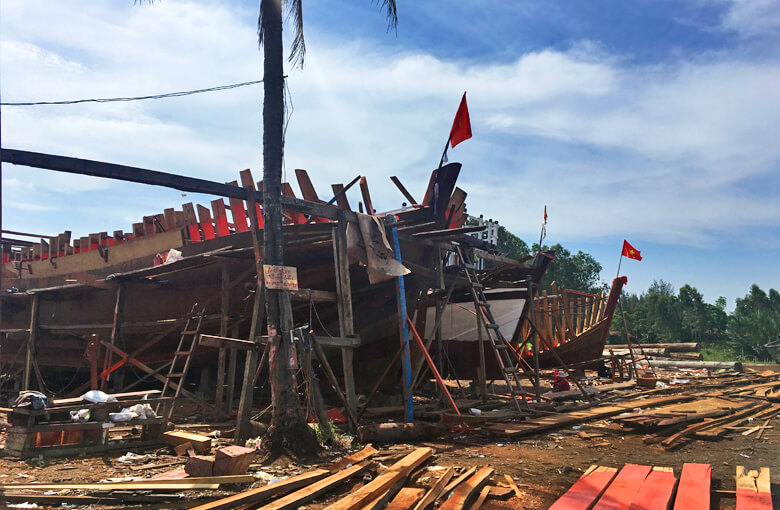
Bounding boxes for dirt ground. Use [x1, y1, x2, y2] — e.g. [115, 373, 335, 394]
[0, 420, 777, 509]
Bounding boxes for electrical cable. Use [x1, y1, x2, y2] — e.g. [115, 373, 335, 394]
[1, 79, 264, 106]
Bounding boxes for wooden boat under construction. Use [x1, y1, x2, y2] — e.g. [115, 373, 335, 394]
[427, 277, 627, 379]
[0, 149, 554, 401]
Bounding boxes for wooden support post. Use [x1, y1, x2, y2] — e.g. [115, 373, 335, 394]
[102, 282, 125, 391]
[332, 215, 357, 426]
[528, 284, 541, 402]
[434, 244, 445, 390]
[235, 190, 264, 443]
[215, 262, 230, 419]
[87, 334, 100, 390]
[226, 324, 239, 413]
[23, 294, 40, 391]
[476, 287, 488, 403]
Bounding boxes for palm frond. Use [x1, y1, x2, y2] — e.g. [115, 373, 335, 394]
[257, 0, 265, 48]
[376, 0, 398, 33]
[286, 0, 305, 68]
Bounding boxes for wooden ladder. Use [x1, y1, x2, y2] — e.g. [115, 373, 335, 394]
[456, 246, 532, 414]
[157, 304, 205, 422]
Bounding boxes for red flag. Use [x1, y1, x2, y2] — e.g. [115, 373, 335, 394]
[449, 92, 472, 148]
[622, 240, 642, 261]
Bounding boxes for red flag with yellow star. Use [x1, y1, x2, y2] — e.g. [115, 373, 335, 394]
[622, 240, 642, 261]
[449, 92, 472, 148]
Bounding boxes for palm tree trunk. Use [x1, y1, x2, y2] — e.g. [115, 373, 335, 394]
[260, 0, 318, 457]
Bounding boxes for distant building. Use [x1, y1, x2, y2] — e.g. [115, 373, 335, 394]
[467, 214, 499, 269]
[468, 214, 499, 246]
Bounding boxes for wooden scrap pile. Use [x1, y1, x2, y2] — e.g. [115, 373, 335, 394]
[550, 463, 771, 510]
[191, 445, 527, 510]
[0, 444, 527, 509]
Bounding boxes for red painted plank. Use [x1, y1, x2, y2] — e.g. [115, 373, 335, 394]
[282, 183, 307, 224]
[627, 468, 677, 510]
[182, 203, 202, 242]
[211, 199, 231, 237]
[239, 170, 263, 229]
[196, 204, 216, 240]
[549, 466, 618, 510]
[226, 180, 250, 232]
[593, 464, 652, 510]
[673, 463, 710, 510]
[736, 467, 772, 510]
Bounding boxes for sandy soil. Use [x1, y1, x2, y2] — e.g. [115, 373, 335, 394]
[1, 420, 777, 509]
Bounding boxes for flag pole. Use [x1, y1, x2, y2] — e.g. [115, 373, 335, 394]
[438, 133, 452, 169]
[616, 253, 623, 279]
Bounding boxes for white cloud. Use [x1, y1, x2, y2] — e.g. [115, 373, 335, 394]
[1, 0, 778, 250]
[722, 0, 780, 37]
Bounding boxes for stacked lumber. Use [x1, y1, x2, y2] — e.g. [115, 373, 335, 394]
[553, 463, 772, 510]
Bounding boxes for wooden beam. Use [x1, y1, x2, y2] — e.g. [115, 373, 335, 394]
[1, 149, 358, 222]
[323, 448, 433, 510]
[188, 469, 330, 510]
[439, 467, 494, 510]
[390, 176, 419, 206]
[200, 335, 259, 351]
[359, 177, 375, 215]
[255, 462, 371, 510]
[411, 466, 455, 510]
[386, 488, 426, 510]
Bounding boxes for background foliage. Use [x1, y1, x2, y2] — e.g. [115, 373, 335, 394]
[491, 226, 780, 362]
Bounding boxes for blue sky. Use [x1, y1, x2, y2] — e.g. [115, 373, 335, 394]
[1, 0, 779, 309]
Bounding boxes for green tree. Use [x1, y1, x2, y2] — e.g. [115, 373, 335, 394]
[533, 243, 604, 294]
[728, 284, 780, 359]
[497, 226, 530, 260]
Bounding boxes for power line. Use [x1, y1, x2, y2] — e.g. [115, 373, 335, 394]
[1, 79, 263, 106]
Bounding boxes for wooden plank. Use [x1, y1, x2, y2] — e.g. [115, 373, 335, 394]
[200, 334, 259, 351]
[592, 464, 652, 510]
[359, 176, 375, 215]
[226, 180, 250, 232]
[390, 176, 419, 206]
[672, 463, 710, 510]
[189, 469, 330, 510]
[627, 467, 677, 510]
[239, 170, 264, 229]
[331, 183, 352, 210]
[256, 462, 370, 510]
[471, 486, 491, 510]
[182, 202, 202, 242]
[439, 466, 494, 510]
[412, 466, 455, 510]
[386, 488, 426, 510]
[327, 445, 378, 472]
[211, 199, 231, 237]
[504, 474, 523, 499]
[0, 482, 219, 490]
[197, 204, 216, 240]
[295, 169, 323, 202]
[324, 447, 433, 510]
[736, 467, 772, 510]
[443, 467, 477, 494]
[163, 430, 211, 454]
[549, 466, 618, 510]
[282, 183, 308, 223]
